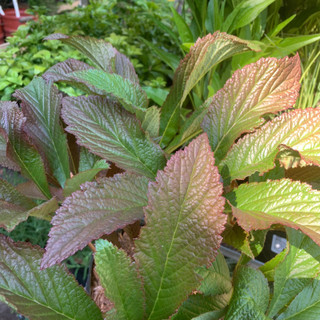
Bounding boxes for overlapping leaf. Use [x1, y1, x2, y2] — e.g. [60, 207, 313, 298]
[62, 96, 166, 179]
[0, 102, 51, 198]
[14, 78, 70, 187]
[27, 197, 59, 221]
[197, 252, 232, 296]
[0, 130, 19, 170]
[0, 178, 35, 231]
[68, 69, 148, 116]
[95, 240, 144, 320]
[268, 228, 320, 318]
[227, 179, 320, 247]
[41, 173, 149, 269]
[172, 294, 228, 320]
[0, 236, 102, 320]
[221, 108, 320, 181]
[276, 276, 320, 320]
[202, 54, 300, 162]
[63, 160, 109, 197]
[45, 33, 139, 83]
[225, 267, 269, 320]
[159, 32, 255, 147]
[42, 58, 93, 83]
[135, 134, 226, 320]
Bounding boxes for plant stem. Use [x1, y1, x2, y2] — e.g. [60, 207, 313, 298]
[88, 242, 96, 253]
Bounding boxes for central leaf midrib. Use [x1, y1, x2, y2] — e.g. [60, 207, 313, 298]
[147, 148, 203, 319]
[73, 102, 158, 179]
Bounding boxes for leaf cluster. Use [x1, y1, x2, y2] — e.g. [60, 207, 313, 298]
[0, 0, 178, 100]
[1, 28, 320, 320]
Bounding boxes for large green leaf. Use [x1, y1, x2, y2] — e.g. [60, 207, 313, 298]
[95, 240, 144, 320]
[0, 102, 51, 198]
[0, 178, 35, 231]
[202, 54, 300, 163]
[222, 0, 276, 33]
[69, 69, 148, 117]
[221, 108, 320, 181]
[225, 267, 269, 320]
[0, 235, 102, 320]
[159, 32, 255, 147]
[227, 179, 320, 247]
[45, 33, 139, 83]
[62, 96, 166, 179]
[268, 228, 320, 318]
[41, 173, 149, 268]
[14, 77, 70, 187]
[276, 276, 320, 320]
[135, 134, 226, 320]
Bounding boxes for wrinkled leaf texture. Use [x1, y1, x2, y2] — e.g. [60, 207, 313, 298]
[221, 108, 320, 180]
[68, 69, 148, 116]
[225, 267, 269, 320]
[202, 54, 300, 163]
[45, 34, 139, 83]
[0, 178, 35, 230]
[0, 235, 102, 320]
[95, 240, 144, 320]
[268, 228, 320, 318]
[228, 179, 320, 247]
[62, 95, 166, 179]
[14, 77, 70, 187]
[0, 102, 51, 198]
[160, 32, 255, 147]
[41, 173, 149, 268]
[135, 134, 226, 320]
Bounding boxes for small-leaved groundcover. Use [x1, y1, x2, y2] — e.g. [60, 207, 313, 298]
[1, 31, 320, 319]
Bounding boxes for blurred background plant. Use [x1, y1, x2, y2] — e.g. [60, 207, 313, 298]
[0, 0, 178, 100]
[150, 0, 320, 107]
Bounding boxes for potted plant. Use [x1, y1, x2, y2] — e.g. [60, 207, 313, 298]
[2, 7, 35, 38]
[1, 31, 320, 319]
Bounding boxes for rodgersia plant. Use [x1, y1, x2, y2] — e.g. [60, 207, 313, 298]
[1, 31, 320, 320]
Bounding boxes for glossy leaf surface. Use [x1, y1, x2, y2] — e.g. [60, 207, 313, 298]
[69, 69, 148, 116]
[228, 179, 320, 247]
[14, 77, 70, 187]
[62, 96, 166, 179]
[41, 174, 149, 268]
[45, 34, 138, 83]
[135, 134, 226, 320]
[268, 228, 320, 318]
[160, 32, 254, 147]
[221, 108, 320, 180]
[0, 102, 50, 198]
[95, 240, 144, 320]
[0, 178, 35, 230]
[202, 54, 300, 162]
[63, 160, 109, 197]
[0, 236, 102, 320]
[172, 294, 228, 320]
[276, 277, 320, 320]
[225, 267, 269, 320]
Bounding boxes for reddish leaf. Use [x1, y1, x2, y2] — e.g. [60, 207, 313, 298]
[202, 54, 300, 162]
[41, 173, 149, 269]
[135, 134, 226, 319]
